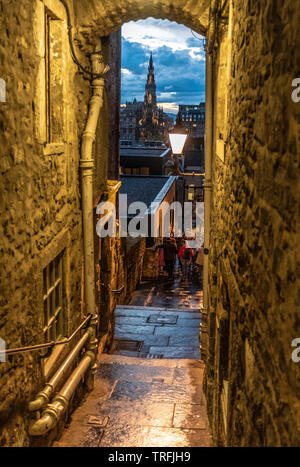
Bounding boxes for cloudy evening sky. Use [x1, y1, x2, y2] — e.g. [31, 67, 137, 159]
[121, 18, 206, 115]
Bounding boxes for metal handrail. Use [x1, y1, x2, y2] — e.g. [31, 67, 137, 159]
[100, 283, 125, 294]
[3, 314, 92, 356]
[180, 172, 205, 176]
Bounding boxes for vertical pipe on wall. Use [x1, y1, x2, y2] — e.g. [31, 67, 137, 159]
[224, 0, 233, 141]
[200, 0, 219, 360]
[80, 42, 106, 320]
[201, 51, 213, 360]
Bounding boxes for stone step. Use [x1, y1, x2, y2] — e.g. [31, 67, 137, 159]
[116, 305, 202, 314]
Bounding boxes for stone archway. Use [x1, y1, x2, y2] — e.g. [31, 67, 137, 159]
[74, 0, 211, 44]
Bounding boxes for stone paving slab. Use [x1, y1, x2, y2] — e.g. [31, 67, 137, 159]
[115, 308, 156, 317]
[172, 367, 204, 386]
[116, 305, 202, 313]
[115, 316, 149, 325]
[110, 380, 205, 404]
[114, 324, 155, 335]
[99, 353, 179, 367]
[149, 346, 200, 359]
[147, 314, 178, 324]
[169, 336, 199, 347]
[54, 353, 211, 447]
[95, 400, 175, 428]
[97, 362, 174, 383]
[113, 333, 169, 347]
[153, 326, 200, 337]
[114, 304, 201, 359]
[99, 425, 211, 448]
[173, 403, 208, 429]
[176, 317, 201, 326]
[99, 353, 205, 368]
[116, 307, 202, 319]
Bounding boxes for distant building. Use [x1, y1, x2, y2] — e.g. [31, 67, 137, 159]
[173, 106, 205, 227]
[120, 54, 173, 143]
[120, 145, 171, 176]
[179, 103, 205, 138]
[120, 99, 144, 141]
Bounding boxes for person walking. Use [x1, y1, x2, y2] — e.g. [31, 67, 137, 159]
[158, 246, 165, 274]
[156, 238, 177, 279]
[177, 238, 185, 275]
[178, 240, 194, 281]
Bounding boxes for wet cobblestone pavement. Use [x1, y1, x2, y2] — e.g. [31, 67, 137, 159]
[112, 305, 201, 359]
[54, 273, 211, 447]
[131, 264, 203, 310]
[54, 355, 211, 447]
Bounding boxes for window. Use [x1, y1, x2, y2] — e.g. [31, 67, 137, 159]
[44, 7, 64, 144]
[188, 185, 195, 201]
[140, 167, 149, 175]
[43, 251, 65, 342]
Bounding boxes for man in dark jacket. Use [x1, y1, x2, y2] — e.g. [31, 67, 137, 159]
[157, 238, 177, 279]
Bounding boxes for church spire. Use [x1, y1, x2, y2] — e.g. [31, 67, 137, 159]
[149, 52, 153, 71]
[144, 53, 156, 106]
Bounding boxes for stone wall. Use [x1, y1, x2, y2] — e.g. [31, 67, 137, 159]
[74, 0, 210, 43]
[117, 237, 146, 305]
[143, 247, 160, 280]
[206, 0, 300, 447]
[1, 0, 299, 449]
[0, 0, 121, 446]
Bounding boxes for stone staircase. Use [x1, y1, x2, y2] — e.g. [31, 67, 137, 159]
[54, 304, 212, 447]
[112, 305, 202, 359]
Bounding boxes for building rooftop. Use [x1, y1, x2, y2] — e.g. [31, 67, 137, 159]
[120, 147, 170, 158]
[119, 175, 176, 215]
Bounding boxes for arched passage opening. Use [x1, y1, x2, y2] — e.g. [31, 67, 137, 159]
[65, 0, 230, 444]
[1, 0, 298, 448]
[74, 0, 211, 42]
[67, 0, 227, 364]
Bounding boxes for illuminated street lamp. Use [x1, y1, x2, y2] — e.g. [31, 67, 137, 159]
[168, 113, 188, 174]
[169, 113, 188, 154]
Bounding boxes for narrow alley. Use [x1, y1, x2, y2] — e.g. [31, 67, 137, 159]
[54, 273, 211, 447]
[1, 0, 299, 450]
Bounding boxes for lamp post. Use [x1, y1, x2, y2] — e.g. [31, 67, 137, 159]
[168, 113, 188, 175]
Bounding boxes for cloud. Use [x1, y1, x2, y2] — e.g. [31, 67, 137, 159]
[122, 38, 205, 105]
[121, 68, 134, 76]
[121, 19, 205, 109]
[158, 102, 179, 115]
[122, 18, 205, 54]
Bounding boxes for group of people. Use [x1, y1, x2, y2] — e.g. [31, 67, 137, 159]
[156, 235, 204, 282]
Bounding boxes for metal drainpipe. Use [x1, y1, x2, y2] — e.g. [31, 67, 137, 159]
[201, 0, 219, 359]
[80, 43, 106, 322]
[29, 353, 93, 436]
[29, 317, 98, 436]
[201, 51, 213, 361]
[28, 331, 90, 412]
